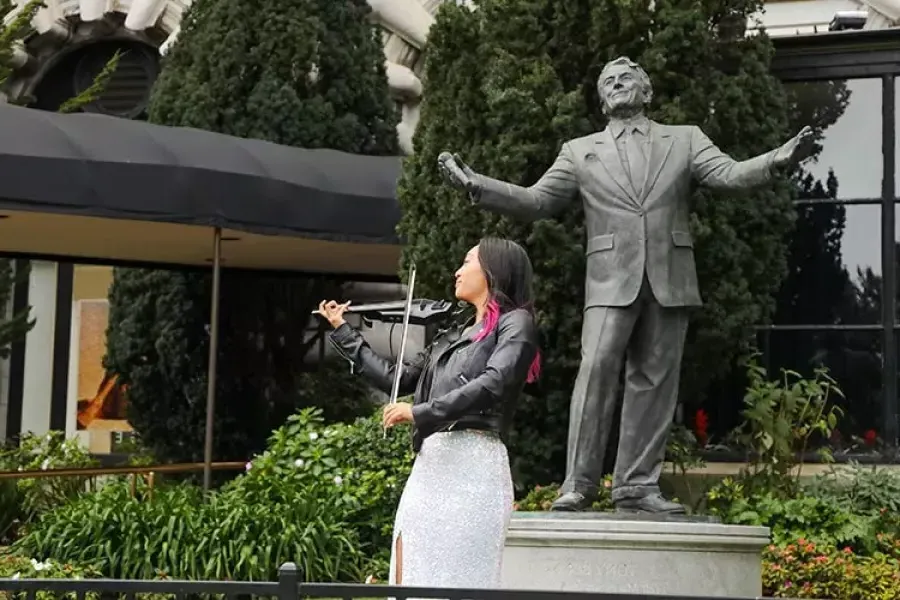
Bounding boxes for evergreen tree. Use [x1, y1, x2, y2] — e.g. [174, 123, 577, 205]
[105, 0, 397, 464]
[397, 0, 797, 489]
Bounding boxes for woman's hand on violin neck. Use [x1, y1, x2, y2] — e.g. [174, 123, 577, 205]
[383, 402, 413, 428]
[316, 299, 351, 329]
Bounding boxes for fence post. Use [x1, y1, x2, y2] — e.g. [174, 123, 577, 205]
[277, 563, 300, 600]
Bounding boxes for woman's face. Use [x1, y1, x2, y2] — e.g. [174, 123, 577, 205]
[454, 245, 489, 305]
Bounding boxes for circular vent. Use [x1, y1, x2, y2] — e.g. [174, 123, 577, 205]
[73, 42, 158, 119]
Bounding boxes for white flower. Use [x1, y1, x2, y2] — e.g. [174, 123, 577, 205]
[30, 559, 49, 571]
[309, 432, 319, 441]
[11, 572, 19, 580]
[294, 459, 305, 468]
[245, 462, 252, 471]
[40, 459, 50, 471]
[333, 475, 343, 486]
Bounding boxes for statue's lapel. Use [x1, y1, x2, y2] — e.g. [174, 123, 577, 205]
[595, 129, 638, 204]
[640, 123, 675, 202]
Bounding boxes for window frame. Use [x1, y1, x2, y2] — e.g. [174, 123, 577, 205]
[726, 29, 900, 456]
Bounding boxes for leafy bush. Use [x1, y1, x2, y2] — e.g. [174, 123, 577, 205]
[16, 481, 207, 579]
[728, 358, 842, 496]
[763, 541, 900, 599]
[15, 408, 413, 582]
[514, 480, 613, 512]
[238, 406, 413, 578]
[0, 432, 97, 543]
[804, 463, 900, 517]
[332, 409, 413, 575]
[0, 553, 101, 600]
[712, 483, 875, 551]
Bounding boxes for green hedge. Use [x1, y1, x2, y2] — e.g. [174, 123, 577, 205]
[15, 408, 412, 583]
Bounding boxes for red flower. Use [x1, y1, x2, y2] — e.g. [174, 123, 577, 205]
[863, 429, 878, 446]
[694, 409, 709, 446]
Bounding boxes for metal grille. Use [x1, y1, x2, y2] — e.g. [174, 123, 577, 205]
[74, 43, 157, 119]
[0, 562, 788, 600]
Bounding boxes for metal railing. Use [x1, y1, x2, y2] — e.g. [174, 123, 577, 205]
[0, 462, 246, 480]
[0, 562, 780, 600]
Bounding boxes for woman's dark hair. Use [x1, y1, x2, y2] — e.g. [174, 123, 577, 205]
[472, 237, 541, 382]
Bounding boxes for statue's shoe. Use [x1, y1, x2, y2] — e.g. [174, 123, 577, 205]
[550, 491, 594, 512]
[615, 493, 686, 515]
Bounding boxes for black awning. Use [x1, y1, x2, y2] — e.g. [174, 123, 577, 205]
[0, 105, 404, 275]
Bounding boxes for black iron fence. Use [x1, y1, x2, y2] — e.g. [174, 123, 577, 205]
[0, 563, 780, 600]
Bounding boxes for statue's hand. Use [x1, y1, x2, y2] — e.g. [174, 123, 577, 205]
[438, 151, 480, 196]
[772, 126, 814, 168]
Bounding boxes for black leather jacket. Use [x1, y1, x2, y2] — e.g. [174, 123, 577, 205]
[328, 308, 539, 452]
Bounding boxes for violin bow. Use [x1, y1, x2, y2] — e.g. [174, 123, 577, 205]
[385, 264, 417, 438]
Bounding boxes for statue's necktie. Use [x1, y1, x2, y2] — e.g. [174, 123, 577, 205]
[626, 129, 647, 196]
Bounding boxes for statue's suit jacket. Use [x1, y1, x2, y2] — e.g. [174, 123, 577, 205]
[475, 121, 778, 309]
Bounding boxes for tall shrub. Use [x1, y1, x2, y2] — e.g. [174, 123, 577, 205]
[397, 0, 795, 489]
[105, 0, 398, 463]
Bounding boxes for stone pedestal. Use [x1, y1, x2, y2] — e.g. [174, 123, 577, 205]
[501, 512, 769, 598]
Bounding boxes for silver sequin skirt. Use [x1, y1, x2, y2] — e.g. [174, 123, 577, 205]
[389, 430, 514, 595]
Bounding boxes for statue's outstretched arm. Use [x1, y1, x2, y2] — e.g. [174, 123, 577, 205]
[692, 125, 813, 190]
[439, 145, 579, 222]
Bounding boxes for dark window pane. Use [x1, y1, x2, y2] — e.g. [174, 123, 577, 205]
[787, 78, 882, 201]
[774, 204, 881, 325]
[765, 330, 882, 451]
[895, 76, 900, 197]
[701, 331, 883, 452]
[892, 218, 900, 322]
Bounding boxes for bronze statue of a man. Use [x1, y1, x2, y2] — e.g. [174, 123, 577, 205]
[439, 56, 812, 514]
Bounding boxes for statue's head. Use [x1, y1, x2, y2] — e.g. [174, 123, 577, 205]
[597, 57, 653, 117]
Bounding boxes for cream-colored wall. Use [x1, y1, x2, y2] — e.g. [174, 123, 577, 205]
[73, 266, 112, 301]
[754, 0, 863, 35]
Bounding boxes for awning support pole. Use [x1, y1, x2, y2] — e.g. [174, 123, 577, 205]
[202, 227, 222, 493]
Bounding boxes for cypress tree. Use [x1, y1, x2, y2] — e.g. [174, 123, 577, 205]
[105, 0, 397, 463]
[398, 0, 800, 489]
